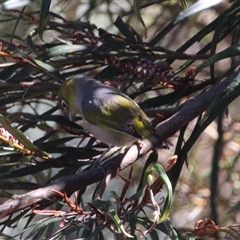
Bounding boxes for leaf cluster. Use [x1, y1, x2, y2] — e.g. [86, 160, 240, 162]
[0, 0, 240, 239]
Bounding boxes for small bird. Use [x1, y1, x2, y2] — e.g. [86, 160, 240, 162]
[58, 76, 166, 150]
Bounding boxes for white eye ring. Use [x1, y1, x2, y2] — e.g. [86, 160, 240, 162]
[61, 99, 68, 112]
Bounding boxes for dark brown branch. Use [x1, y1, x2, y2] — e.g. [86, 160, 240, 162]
[0, 70, 239, 218]
[157, 70, 240, 138]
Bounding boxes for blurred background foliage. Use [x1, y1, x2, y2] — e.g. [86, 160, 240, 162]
[0, 0, 240, 239]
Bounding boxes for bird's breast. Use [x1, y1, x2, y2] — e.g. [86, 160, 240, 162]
[83, 120, 137, 147]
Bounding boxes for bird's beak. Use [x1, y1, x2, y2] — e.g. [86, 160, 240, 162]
[68, 112, 74, 122]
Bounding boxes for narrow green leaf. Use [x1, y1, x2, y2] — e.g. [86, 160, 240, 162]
[0, 165, 48, 180]
[146, 162, 173, 222]
[25, 29, 40, 55]
[128, 212, 137, 238]
[131, 152, 158, 201]
[38, 44, 89, 60]
[10, 6, 26, 44]
[180, 0, 188, 9]
[0, 232, 17, 239]
[155, 219, 178, 239]
[130, 161, 173, 223]
[227, 200, 240, 215]
[26, 216, 60, 239]
[0, 147, 23, 157]
[108, 209, 134, 238]
[84, 223, 105, 240]
[132, 0, 147, 37]
[0, 0, 37, 10]
[175, 0, 224, 23]
[89, 199, 111, 211]
[149, 229, 159, 240]
[0, 114, 52, 159]
[34, 59, 58, 74]
[39, 0, 51, 39]
[31, 59, 63, 79]
[114, 16, 141, 42]
[196, 44, 240, 72]
[184, 232, 196, 240]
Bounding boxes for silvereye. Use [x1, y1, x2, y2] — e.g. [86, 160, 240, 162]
[58, 76, 165, 149]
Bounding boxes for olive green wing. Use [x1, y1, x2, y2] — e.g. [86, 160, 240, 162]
[81, 91, 143, 139]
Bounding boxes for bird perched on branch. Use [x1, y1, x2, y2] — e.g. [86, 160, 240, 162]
[58, 76, 168, 151]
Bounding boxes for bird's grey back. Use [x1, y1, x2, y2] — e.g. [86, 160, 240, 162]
[75, 76, 122, 100]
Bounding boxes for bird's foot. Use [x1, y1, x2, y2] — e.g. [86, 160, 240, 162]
[92, 145, 113, 167]
[162, 140, 173, 149]
[135, 139, 145, 151]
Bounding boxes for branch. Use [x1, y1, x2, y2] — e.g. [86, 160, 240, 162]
[0, 70, 239, 218]
[157, 70, 240, 138]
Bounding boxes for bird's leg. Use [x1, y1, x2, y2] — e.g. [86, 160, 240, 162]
[135, 139, 145, 149]
[93, 144, 114, 166]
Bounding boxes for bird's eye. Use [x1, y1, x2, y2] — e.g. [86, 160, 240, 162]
[61, 99, 68, 113]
